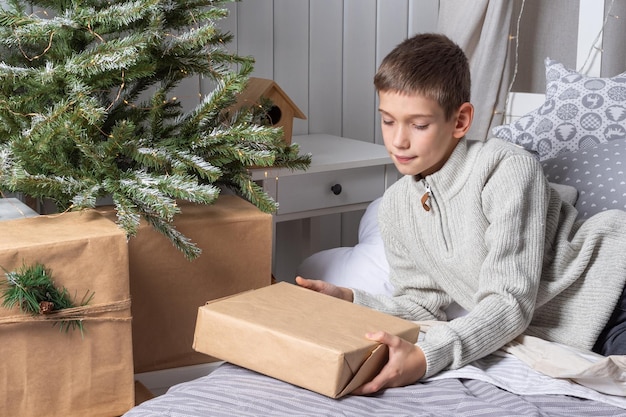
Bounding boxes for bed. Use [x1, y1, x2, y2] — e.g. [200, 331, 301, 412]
[124, 358, 625, 417]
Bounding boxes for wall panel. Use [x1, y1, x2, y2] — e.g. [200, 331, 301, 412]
[273, 0, 310, 136]
[237, 0, 274, 79]
[307, 1, 346, 259]
[373, 0, 411, 144]
[409, 0, 439, 34]
[309, 0, 344, 136]
[343, 0, 378, 142]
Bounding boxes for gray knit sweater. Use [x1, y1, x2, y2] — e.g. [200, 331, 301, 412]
[352, 137, 626, 378]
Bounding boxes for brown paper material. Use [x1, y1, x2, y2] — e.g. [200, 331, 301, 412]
[0, 210, 134, 417]
[101, 195, 273, 373]
[193, 282, 420, 398]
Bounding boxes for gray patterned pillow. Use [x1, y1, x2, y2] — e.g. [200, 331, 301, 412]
[542, 139, 626, 219]
[493, 58, 626, 161]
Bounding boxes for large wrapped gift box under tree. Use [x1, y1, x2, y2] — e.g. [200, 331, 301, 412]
[0, 210, 134, 417]
[102, 194, 273, 373]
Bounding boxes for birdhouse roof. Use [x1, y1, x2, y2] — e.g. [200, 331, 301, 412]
[237, 77, 306, 120]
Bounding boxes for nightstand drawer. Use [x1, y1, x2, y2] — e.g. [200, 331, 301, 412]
[276, 166, 386, 215]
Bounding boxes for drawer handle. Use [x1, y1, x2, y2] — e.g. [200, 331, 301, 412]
[330, 184, 342, 195]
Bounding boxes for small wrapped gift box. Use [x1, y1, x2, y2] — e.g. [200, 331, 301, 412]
[0, 210, 134, 417]
[193, 282, 420, 398]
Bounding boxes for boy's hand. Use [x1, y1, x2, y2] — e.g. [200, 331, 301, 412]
[351, 331, 426, 395]
[295, 276, 354, 302]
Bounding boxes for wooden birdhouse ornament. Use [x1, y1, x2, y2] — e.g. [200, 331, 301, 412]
[233, 77, 306, 144]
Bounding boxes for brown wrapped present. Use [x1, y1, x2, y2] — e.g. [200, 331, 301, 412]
[0, 210, 134, 417]
[193, 282, 420, 398]
[101, 195, 273, 373]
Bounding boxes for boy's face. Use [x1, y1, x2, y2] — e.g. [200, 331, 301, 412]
[378, 90, 471, 177]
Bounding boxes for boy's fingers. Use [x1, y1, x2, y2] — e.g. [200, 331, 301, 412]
[295, 276, 324, 292]
[295, 276, 313, 288]
[365, 330, 393, 345]
[351, 377, 386, 396]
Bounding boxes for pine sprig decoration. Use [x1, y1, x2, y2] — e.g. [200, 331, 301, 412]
[1, 263, 95, 334]
[0, 0, 311, 260]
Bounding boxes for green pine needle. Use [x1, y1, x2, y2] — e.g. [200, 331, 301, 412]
[1, 263, 95, 334]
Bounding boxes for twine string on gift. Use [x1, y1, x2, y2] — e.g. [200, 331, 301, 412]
[0, 298, 132, 325]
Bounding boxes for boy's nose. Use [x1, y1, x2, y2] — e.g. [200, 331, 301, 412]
[392, 127, 410, 149]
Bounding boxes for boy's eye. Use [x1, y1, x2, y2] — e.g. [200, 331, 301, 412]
[413, 124, 429, 130]
[382, 119, 394, 126]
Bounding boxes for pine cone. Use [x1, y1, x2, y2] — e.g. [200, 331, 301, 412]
[39, 301, 55, 314]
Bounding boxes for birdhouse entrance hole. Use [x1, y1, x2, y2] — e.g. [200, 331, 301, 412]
[266, 105, 282, 126]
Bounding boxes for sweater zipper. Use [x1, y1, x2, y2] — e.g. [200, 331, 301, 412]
[420, 178, 449, 251]
[421, 180, 432, 211]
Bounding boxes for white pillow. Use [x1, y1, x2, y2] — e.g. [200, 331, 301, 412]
[296, 197, 394, 295]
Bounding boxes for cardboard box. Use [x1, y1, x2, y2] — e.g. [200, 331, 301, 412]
[0, 210, 134, 417]
[101, 195, 273, 373]
[193, 282, 420, 398]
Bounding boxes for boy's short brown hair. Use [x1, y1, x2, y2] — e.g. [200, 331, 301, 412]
[374, 33, 471, 121]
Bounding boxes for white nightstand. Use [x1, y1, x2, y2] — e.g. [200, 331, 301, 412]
[250, 134, 398, 282]
[250, 134, 397, 222]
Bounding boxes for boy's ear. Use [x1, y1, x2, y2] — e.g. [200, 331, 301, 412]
[453, 102, 474, 139]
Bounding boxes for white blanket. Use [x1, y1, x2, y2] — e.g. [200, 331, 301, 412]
[419, 327, 626, 409]
[504, 335, 626, 396]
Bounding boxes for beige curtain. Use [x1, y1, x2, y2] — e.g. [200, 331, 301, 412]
[437, 0, 514, 141]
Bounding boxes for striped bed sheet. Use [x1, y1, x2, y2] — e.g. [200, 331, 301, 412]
[124, 350, 626, 417]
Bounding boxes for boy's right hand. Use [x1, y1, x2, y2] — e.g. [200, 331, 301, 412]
[295, 276, 354, 302]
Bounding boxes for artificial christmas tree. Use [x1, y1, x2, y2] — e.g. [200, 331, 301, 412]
[0, 0, 310, 259]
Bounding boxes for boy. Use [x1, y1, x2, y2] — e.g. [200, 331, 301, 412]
[296, 33, 626, 395]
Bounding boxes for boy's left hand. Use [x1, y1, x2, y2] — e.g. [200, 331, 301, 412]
[351, 331, 426, 395]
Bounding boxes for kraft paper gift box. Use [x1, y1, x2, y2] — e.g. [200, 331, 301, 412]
[101, 194, 273, 373]
[0, 210, 134, 417]
[193, 282, 420, 398]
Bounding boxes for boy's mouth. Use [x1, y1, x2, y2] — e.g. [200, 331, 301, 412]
[394, 155, 415, 164]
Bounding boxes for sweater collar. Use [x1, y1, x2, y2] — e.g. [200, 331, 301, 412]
[420, 137, 474, 196]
